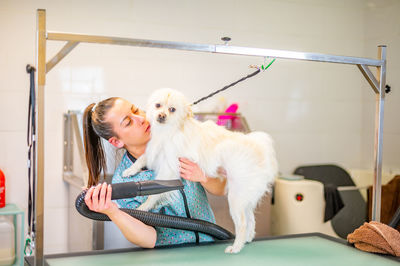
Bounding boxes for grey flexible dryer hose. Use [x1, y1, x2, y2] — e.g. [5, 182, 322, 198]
[75, 180, 234, 240]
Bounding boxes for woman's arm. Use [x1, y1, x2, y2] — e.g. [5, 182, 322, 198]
[199, 173, 227, 196]
[179, 158, 227, 196]
[85, 183, 157, 248]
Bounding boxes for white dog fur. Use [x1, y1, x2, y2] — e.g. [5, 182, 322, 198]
[123, 88, 278, 253]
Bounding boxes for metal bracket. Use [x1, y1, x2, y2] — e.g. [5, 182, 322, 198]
[357, 64, 379, 93]
[46, 41, 79, 73]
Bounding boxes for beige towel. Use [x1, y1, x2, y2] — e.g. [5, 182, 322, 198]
[347, 221, 400, 257]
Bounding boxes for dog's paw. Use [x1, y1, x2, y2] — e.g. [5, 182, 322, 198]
[137, 199, 155, 212]
[246, 230, 256, 243]
[122, 168, 138, 178]
[137, 203, 151, 212]
[224, 244, 243, 254]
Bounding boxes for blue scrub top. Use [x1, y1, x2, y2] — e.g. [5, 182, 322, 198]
[112, 152, 216, 246]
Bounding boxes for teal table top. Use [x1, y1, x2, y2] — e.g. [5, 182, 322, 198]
[29, 233, 400, 266]
[0, 203, 24, 215]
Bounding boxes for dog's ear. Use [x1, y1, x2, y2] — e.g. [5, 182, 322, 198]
[185, 104, 194, 119]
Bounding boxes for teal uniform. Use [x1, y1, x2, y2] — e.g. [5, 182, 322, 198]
[112, 152, 216, 246]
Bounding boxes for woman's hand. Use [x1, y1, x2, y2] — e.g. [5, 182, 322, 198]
[179, 158, 227, 196]
[85, 183, 157, 248]
[85, 182, 118, 217]
[179, 158, 207, 183]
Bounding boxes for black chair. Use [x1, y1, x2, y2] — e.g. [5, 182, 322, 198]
[294, 164, 367, 238]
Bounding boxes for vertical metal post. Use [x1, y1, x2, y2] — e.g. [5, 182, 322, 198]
[35, 9, 46, 266]
[371, 45, 386, 222]
[63, 113, 73, 174]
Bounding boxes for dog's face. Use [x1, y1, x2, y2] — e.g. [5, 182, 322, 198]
[146, 88, 192, 129]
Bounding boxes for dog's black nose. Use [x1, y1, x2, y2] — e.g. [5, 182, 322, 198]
[157, 113, 166, 123]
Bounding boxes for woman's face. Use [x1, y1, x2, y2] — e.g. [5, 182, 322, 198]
[105, 98, 151, 149]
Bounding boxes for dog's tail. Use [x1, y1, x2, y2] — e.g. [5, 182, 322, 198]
[247, 131, 279, 179]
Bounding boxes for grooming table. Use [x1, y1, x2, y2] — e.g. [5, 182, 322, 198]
[25, 233, 399, 266]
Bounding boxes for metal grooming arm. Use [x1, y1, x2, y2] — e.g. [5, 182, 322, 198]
[35, 8, 387, 266]
[63, 111, 89, 188]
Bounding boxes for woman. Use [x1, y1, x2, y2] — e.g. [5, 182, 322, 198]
[83, 97, 226, 248]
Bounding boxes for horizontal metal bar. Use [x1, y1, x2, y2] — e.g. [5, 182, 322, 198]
[357, 64, 379, 93]
[47, 32, 214, 53]
[216, 45, 383, 66]
[46, 41, 79, 73]
[195, 112, 243, 116]
[63, 173, 113, 189]
[337, 185, 370, 191]
[47, 32, 383, 67]
[63, 173, 85, 189]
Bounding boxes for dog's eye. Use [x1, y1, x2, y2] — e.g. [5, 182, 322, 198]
[155, 103, 161, 108]
[169, 107, 176, 113]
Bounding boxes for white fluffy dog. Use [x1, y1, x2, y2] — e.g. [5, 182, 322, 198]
[123, 88, 278, 253]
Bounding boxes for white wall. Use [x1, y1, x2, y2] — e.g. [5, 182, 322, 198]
[0, 0, 398, 254]
[361, 0, 400, 174]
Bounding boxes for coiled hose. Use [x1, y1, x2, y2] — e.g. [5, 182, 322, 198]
[75, 180, 234, 240]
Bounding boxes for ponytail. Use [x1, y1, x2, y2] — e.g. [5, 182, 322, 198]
[83, 98, 119, 188]
[83, 104, 106, 187]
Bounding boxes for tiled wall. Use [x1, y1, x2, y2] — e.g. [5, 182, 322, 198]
[0, 0, 398, 254]
[361, 0, 400, 173]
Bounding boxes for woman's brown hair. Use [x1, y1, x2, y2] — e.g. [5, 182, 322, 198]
[83, 97, 120, 187]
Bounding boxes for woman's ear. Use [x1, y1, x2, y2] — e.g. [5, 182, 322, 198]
[108, 136, 124, 148]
